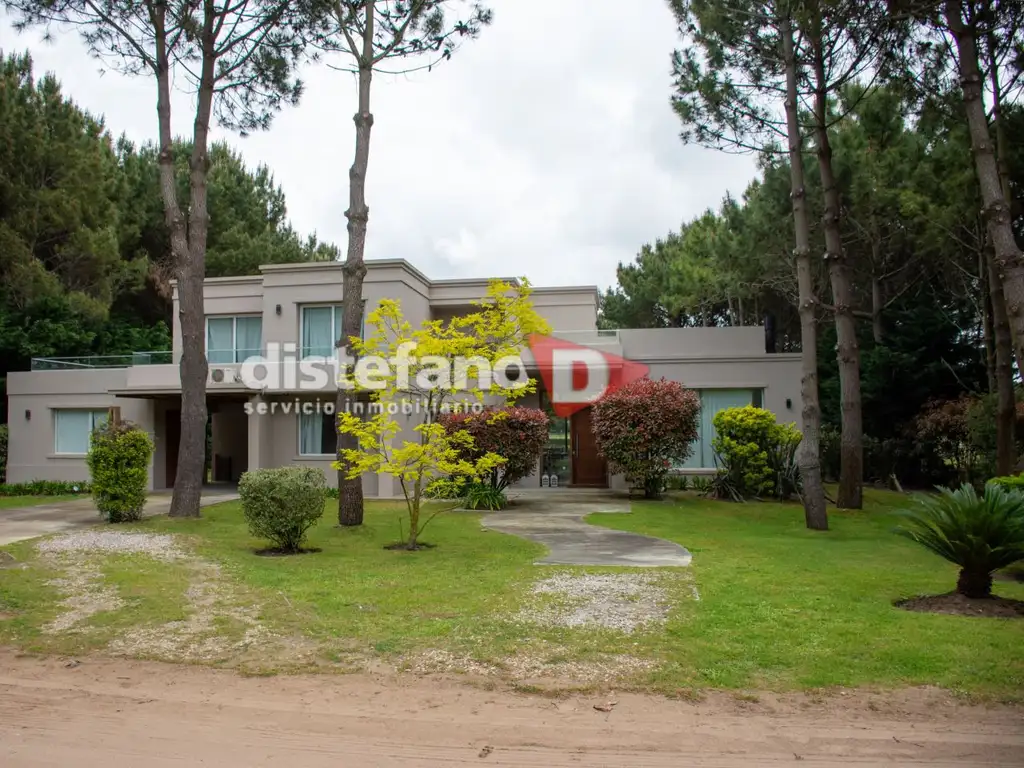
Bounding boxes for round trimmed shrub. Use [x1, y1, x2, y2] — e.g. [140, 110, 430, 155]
[592, 378, 701, 498]
[87, 420, 154, 523]
[238, 466, 327, 553]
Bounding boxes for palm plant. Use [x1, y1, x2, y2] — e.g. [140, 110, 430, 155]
[895, 484, 1024, 598]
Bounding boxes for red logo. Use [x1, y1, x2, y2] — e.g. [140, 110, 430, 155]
[528, 334, 649, 417]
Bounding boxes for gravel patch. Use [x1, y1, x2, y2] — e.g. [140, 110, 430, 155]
[44, 561, 125, 634]
[37, 531, 184, 560]
[406, 649, 656, 684]
[515, 572, 671, 633]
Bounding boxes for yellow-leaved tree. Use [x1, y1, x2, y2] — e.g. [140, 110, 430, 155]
[334, 280, 551, 550]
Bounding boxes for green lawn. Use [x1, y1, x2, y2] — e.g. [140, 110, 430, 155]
[592, 489, 1024, 698]
[0, 495, 84, 510]
[1, 490, 1022, 698]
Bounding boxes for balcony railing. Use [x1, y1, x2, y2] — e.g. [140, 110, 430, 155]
[31, 351, 173, 371]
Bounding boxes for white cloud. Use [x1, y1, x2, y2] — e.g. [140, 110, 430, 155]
[0, 0, 758, 291]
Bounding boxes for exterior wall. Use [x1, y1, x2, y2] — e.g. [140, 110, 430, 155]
[7, 260, 804, 496]
[531, 287, 599, 332]
[6, 370, 156, 488]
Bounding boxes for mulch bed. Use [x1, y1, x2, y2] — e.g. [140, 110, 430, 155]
[895, 592, 1024, 618]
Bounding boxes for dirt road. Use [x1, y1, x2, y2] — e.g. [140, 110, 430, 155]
[1, 650, 1021, 766]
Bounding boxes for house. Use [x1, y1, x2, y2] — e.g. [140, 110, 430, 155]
[6, 259, 802, 494]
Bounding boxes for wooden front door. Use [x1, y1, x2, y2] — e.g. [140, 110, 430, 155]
[571, 407, 607, 487]
[165, 408, 180, 488]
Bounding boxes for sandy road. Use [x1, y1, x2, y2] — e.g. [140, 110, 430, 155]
[1, 650, 1021, 767]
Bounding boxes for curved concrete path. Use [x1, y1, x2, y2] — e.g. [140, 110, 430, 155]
[483, 490, 691, 567]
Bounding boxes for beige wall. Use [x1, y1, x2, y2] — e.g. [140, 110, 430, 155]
[7, 370, 157, 488]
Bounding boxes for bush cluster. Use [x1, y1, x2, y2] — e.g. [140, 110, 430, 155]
[239, 466, 326, 552]
[0, 480, 92, 496]
[86, 420, 154, 523]
[711, 406, 801, 500]
[592, 378, 701, 499]
[438, 407, 549, 491]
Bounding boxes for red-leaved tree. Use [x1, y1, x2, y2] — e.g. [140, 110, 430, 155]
[592, 378, 701, 499]
[439, 407, 549, 491]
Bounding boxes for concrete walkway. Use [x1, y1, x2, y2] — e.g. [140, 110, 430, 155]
[0, 490, 239, 546]
[483, 489, 691, 567]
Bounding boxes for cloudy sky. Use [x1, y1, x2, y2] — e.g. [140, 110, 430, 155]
[0, 0, 757, 291]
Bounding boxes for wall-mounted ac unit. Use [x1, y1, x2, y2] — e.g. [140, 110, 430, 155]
[210, 368, 242, 384]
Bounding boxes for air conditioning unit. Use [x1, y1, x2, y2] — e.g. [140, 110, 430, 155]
[211, 368, 226, 383]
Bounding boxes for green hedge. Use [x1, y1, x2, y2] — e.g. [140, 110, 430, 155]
[0, 480, 91, 496]
[989, 474, 1024, 492]
[87, 420, 154, 523]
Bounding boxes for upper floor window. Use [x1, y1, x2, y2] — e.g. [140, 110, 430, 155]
[54, 409, 108, 455]
[207, 316, 262, 364]
[301, 305, 364, 359]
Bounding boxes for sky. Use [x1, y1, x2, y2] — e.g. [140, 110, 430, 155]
[0, 0, 758, 291]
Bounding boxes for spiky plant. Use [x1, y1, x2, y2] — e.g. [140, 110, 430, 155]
[895, 484, 1024, 598]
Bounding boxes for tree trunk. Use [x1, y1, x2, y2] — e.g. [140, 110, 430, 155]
[336, 5, 376, 527]
[982, 248, 997, 394]
[782, 16, 828, 531]
[957, 567, 993, 599]
[983, 19, 1017, 477]
[152, 7, 208, 518]
[946, 0, 1024, 367]
[989, 249, 1017, 475]
[871, 274, 883, 344]
[810, 25, 862, 510]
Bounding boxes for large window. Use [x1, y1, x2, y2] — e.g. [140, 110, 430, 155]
[54, 409, 109, 455]
[301, 305, 365, 359]
[299, 410, 338, 456]
[207, 316, 262, 364]
[677, 389, 764, 470]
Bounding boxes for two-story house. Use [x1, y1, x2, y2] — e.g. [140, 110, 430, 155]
[6, 259, 802, 494]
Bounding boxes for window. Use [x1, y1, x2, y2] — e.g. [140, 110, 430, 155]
[676, 389, 764, 470]
[299, 410, 337, 456]
[54, 409, 109, 455]
[207, 316, 262, 364]
[301, 305, 365, 359]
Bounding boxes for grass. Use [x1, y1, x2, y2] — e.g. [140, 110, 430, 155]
[0, 495, 85, 510]
[1, 489, 1023, 699]
[590, 488, 1024, 698]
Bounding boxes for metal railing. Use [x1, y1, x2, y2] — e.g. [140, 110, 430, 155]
[31, 350, 173, 371]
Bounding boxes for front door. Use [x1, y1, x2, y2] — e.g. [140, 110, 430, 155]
[571, 407, 607, 487]
[165, 408, 180, 488]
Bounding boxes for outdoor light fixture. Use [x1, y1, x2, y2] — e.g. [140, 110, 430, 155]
[25, 409, 31, 421]
[275, 304, 282, 316]
[786, 398, 793, 410]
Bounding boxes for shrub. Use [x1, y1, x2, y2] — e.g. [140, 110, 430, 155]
[592, 378, 701, 499]
[424, 477, 469, 499]
[990, 474, 1024, 493]
[462, 482, 507, 511]
[0, 480, 91, 496]
[712, 406, 802, 500]
[86, 420, 154, 523]
[664, 474, 689, 492]
[690, 475, 713, 495]
[239, 467, 327, 552]
[438, 407, 548, 491]
[0, 424, 7, 483]
[895, 483, 1024, 598]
